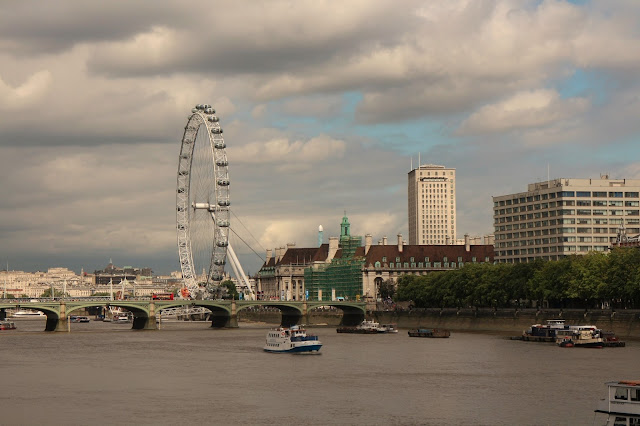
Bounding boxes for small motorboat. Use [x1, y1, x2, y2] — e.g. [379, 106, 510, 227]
[0, 320, 16, 330]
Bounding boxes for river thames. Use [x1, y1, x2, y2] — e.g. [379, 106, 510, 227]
[2, 318, 635, 425]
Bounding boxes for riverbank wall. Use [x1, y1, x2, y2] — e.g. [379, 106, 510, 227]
[238, 307, 640, 338]
[371, 308, 640, 339]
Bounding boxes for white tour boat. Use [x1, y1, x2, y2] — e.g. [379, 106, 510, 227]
[10, 309, 46, 318]
[264, 325, 322, 353]
[594, 380, 640, 425]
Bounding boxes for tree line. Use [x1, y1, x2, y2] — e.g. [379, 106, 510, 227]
[394, 247, 640, 310]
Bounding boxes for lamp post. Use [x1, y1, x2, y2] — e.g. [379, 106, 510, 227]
[3, 262, 7, 299]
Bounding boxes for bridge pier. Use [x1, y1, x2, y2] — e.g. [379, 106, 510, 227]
[53, 301, 69, 332]
[302, 300, 310, 325]
[209, 301, 237, 328]
[228, 300, 238, 328]
[53, 318, 69, 332]
[134, 301, 157, 330]
[132, 315, 157, 330]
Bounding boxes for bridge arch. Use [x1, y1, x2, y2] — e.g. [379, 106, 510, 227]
[235, 302, 303, 327]
[306, 302, 366, 326]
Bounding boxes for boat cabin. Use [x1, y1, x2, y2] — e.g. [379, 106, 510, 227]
[595, 381, 640, 425]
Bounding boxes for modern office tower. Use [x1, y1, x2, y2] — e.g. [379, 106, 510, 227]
[493, 175, 640, 263]
[408, 164, 457, 245]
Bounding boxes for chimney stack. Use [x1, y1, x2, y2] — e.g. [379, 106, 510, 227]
[397, 234, 403, 253]
[383, 236, 388, 245]
[365, 234, 373, 255]
[266, 249, 272, 262]
[327, 237, 339, 262]
[465, 234, 470, 252]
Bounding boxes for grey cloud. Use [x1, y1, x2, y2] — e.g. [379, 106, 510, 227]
[84, 1, 423, 78]
[0, 1, 182, 55]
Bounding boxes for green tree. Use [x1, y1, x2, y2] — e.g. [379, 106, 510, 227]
[40, 288, 67, 298]
[568, 253, 607, 308]
[378, 279, 396, 300]
[606, 247, 640, 308]
[220, 280, 239, 300]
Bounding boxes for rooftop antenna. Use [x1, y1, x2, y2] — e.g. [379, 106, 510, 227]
[3, 261, 7, 299]
[410, 156, 413, 171]
[547, 163, 550, 182]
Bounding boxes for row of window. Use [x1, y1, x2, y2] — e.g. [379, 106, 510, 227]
[497, 233, 611, 242]
[497, 200, 640, 214]
[495, 226, 637, 235]
[496, 210, 640, 225]
[495, 191, 640, 207]
[382, 256, 462, 263]
[372, 258, 490, 269]
[497, 245, 609, 256]
[496, 218, 639, 230]
[496, 236, 614, 247]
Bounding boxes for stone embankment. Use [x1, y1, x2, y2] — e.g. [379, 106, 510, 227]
[372, 308, 640, 339]
[239, 307, 640, 339]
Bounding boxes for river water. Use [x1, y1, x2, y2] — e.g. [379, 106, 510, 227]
[1, 318, 635, 425]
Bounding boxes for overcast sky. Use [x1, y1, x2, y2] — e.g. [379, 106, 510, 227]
[2, 0, 640, 276]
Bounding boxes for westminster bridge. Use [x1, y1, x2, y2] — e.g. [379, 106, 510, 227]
[0, 299, 366, 332]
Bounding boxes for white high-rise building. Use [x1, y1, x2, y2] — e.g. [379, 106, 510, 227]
[408, 164, 457, 245]
[493, 175, 640, 263]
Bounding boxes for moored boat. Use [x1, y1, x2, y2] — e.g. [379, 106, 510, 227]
[113, 314, 132, 324]
[594, 380, 640, 425]
[555, 326, 604, 348]
[378, 324, 399, 333]
[518, 320, 625, 347]
[264, 325, 322, 353]
[0, 319, 16, 330]
[69, 315, 91, 323]
[10, 309, 46, 318]
[408, 328, 450, 338]
[520, 319, 568, 342]
[337, 319, 384, 334]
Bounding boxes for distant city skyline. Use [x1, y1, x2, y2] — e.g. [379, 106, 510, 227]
[2, 1, 640, 276]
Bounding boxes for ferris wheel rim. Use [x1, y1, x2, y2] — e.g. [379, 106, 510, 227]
[176, 104, 230, 299]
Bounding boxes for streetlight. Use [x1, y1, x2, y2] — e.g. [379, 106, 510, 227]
[3, 262, 7, 299]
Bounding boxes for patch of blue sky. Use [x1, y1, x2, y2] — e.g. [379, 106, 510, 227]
[352, 119, 459, 155]
[260, 92, 463, 154]
[565, 0, 591, 5]
[340, 92, 461, 155]
[530, 0, 590, 10]
[593, 136, 640, 161]
[556, 68, 608, 105]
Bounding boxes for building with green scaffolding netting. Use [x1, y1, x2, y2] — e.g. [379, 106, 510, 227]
[304, 214, 364, 301]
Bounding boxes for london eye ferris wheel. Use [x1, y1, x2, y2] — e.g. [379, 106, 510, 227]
[176, 104, 251, 299]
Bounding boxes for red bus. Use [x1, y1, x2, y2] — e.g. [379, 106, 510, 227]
[152, 293, 174, 300]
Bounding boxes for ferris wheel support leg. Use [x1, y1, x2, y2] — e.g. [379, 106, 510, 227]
[227, 243, 254, 300]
